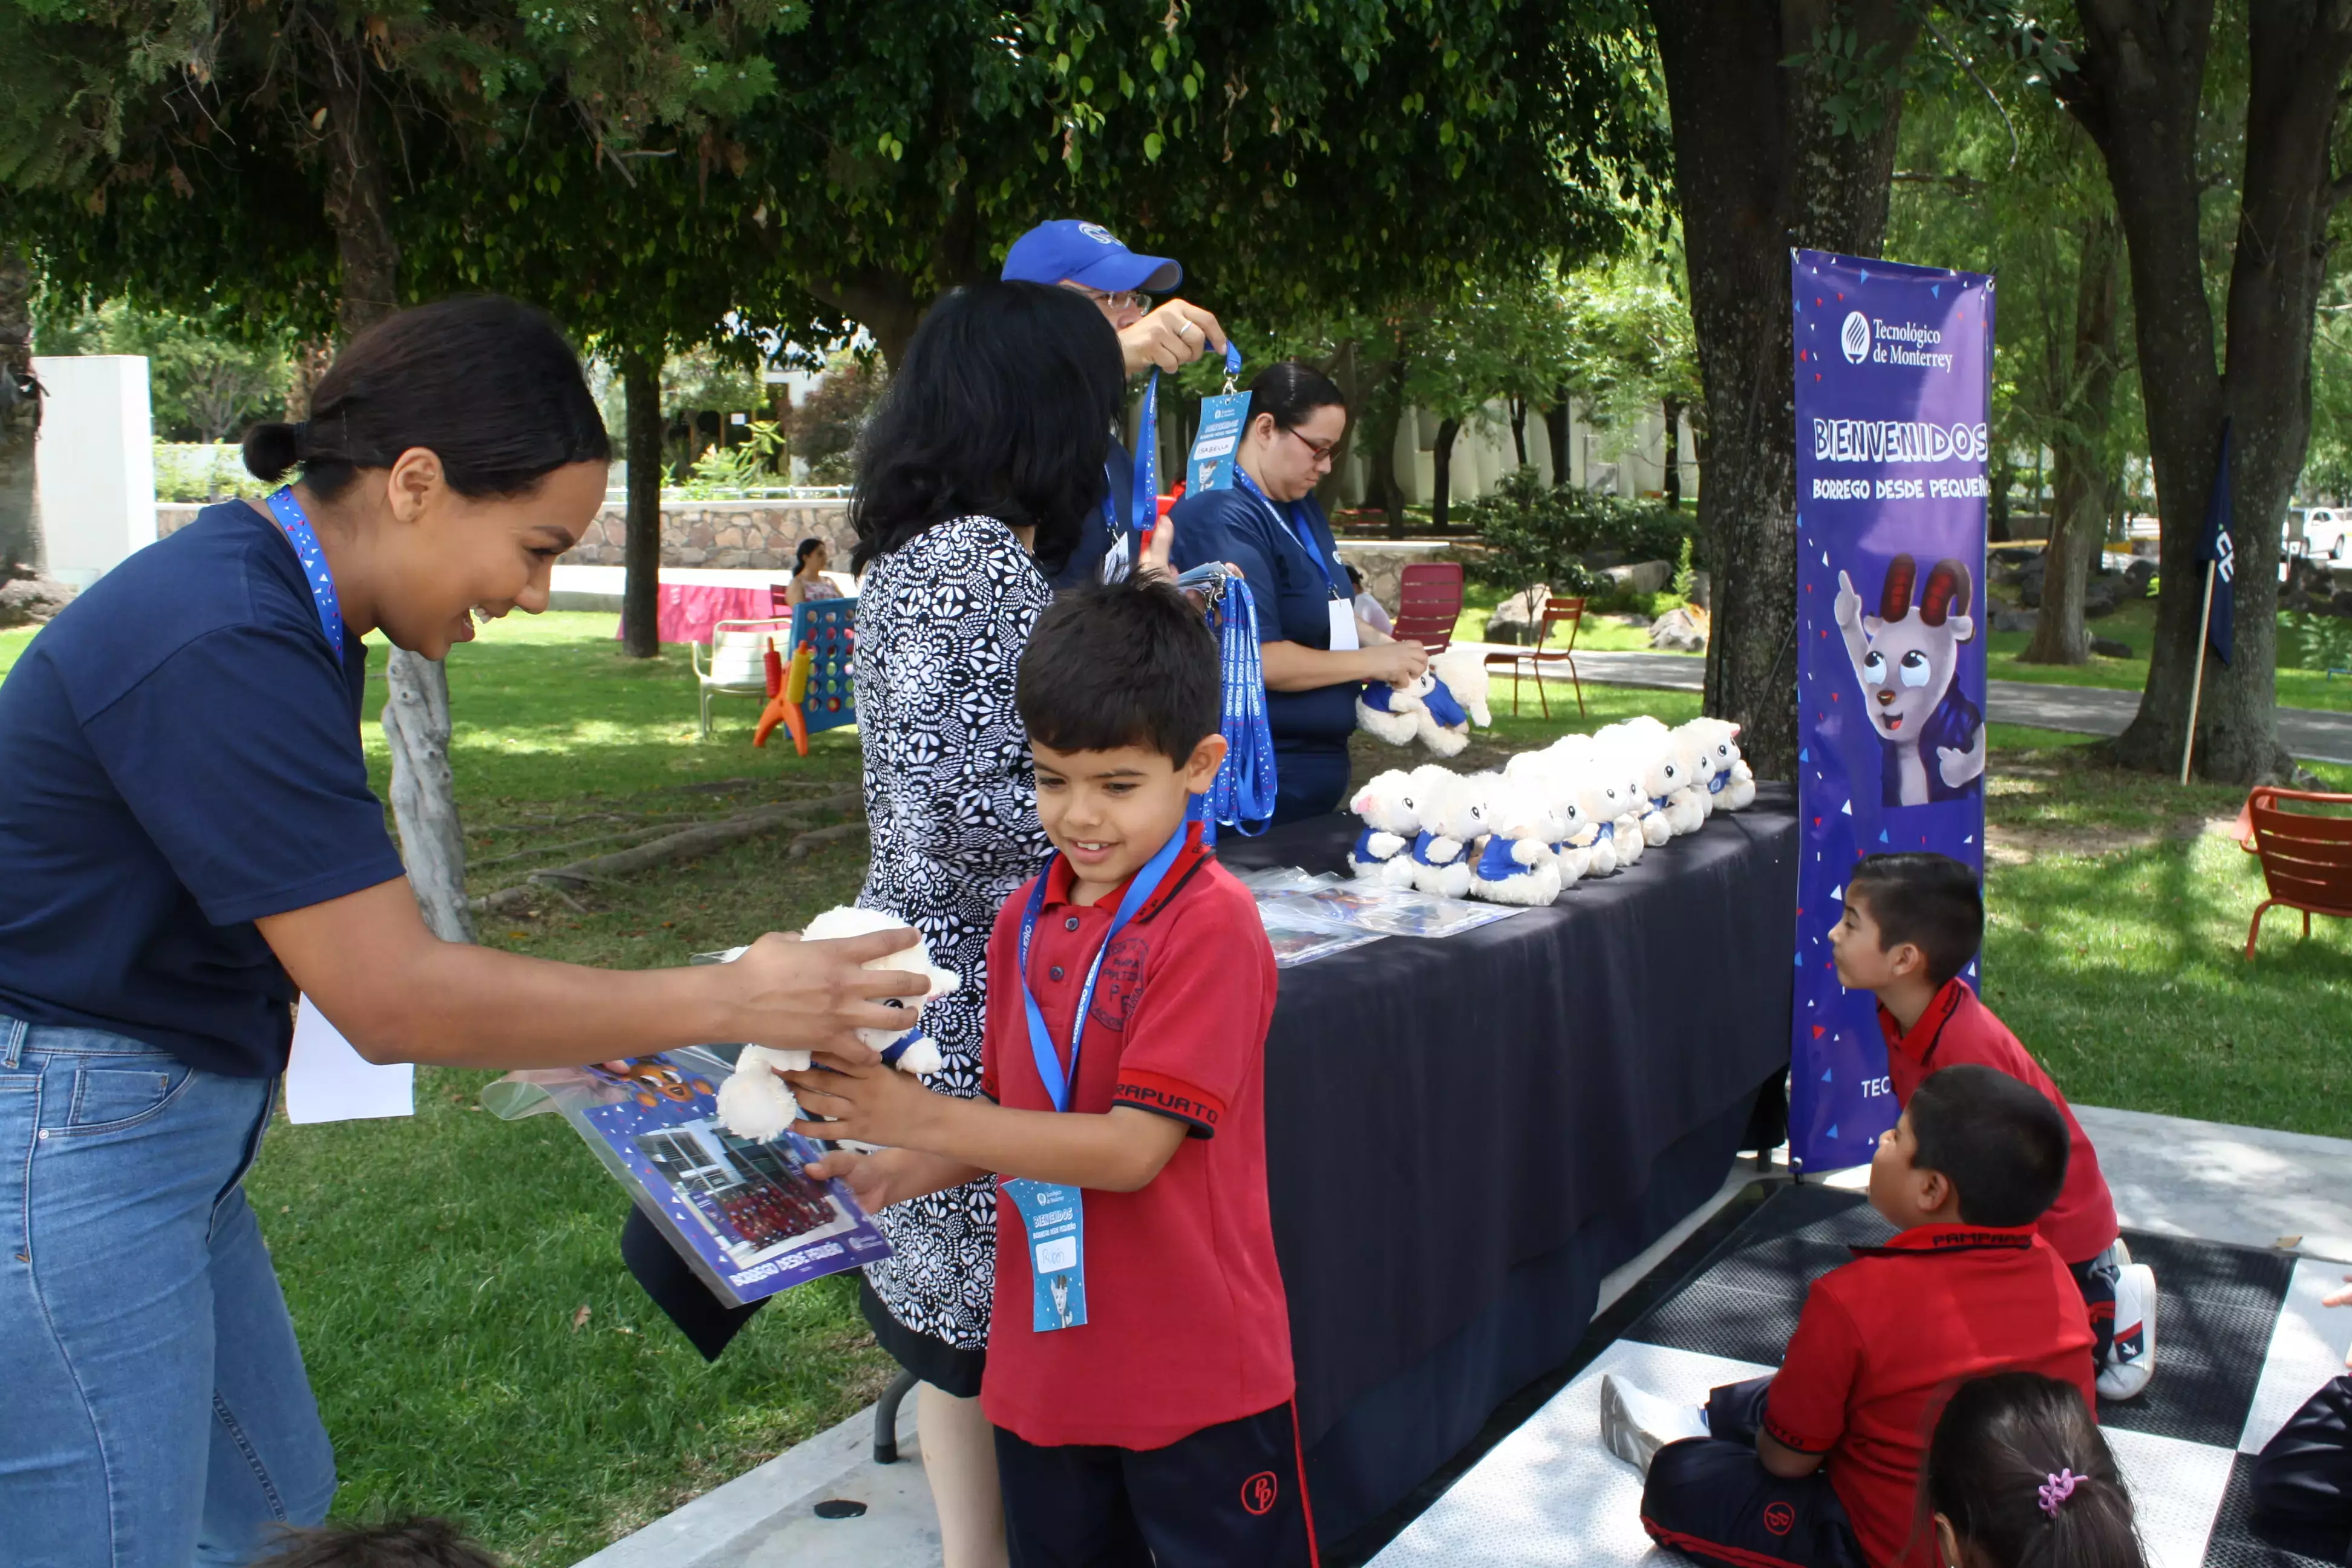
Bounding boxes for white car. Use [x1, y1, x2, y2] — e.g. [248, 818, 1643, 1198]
[2293, 508, 2348, 559]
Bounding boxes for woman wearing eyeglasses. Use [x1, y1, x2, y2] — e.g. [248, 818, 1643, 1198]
[1168, 362, 1428, 825]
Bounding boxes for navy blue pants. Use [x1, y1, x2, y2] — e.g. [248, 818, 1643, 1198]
[1640, 1377, 1867, 1568]
[2255, 1374, 2352, 1524]
[995, 1402, 1318, 1568]
[1271, 744, 1351, 827]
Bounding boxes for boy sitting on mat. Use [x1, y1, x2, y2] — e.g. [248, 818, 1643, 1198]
[1831, 851, 2156, 1402]
[789, 578, 1312, 1568]
[1601, 1065, 2098, 1568]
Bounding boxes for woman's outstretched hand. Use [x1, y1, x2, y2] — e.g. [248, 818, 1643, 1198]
[721, 927, 930, 1063]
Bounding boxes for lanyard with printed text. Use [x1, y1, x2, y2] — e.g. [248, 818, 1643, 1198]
[266, 486, 347, 663]
[1015, 824, 1187, 1112]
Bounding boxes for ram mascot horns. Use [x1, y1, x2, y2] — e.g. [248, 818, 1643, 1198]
[1832, 553, 1987, 807]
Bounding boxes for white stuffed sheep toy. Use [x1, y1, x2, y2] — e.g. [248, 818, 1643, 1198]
[1468, 774, 1563, 906]
[1685, 717, 1756, 810]
[1407, 768, 1486, 899]
[1428, 645, 1494, 729]
[1357, 671, 1473, 757]
[714, 906, 961, 1143]
[1348, 769, 1425, 887]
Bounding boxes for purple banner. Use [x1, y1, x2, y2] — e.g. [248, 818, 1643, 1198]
[1789, 250, 1994, 1172]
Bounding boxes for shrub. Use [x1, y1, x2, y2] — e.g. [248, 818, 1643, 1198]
[1462, 467, 1697, 604]
[154, 442, 269, 503]
[2286, 610, 2352, 673]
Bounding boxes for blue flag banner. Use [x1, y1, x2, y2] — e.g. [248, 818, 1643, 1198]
[2195, 419, 2235, 667]
[1790, 250, 1995, 1172]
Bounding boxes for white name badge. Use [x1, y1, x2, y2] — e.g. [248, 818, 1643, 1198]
[285, 998, 414, 1123]
[1328, 598, 1361, 652]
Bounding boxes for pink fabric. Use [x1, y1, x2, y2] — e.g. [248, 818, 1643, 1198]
[617, 583, 782, 646]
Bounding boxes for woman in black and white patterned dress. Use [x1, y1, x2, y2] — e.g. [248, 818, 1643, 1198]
[842, 280, 1126, 1567]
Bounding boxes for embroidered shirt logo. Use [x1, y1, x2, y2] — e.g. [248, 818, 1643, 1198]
[1763, 1502, 1796, 1537]
[1087, 932, 1149, 1031]
[1241, 1471, 1279, 1515]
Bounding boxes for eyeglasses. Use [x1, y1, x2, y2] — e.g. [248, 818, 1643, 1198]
[1282, 426, 1341, 466]
[1059, 283, 1152, 314]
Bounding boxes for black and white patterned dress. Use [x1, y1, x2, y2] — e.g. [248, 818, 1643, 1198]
[853, 515, 1053, 1350]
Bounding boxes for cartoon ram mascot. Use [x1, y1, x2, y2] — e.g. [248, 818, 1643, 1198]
[1834, 554, 1986, 807]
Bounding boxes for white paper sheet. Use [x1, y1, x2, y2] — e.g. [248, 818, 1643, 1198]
[284, 998, 414, 1123]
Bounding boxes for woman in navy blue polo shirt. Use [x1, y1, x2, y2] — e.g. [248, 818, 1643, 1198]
[0, 297, 923, 1567]
[1168, 363, 1428, 823]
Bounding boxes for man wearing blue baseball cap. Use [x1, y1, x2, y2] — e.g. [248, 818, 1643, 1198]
[1003, 220, 1227, 588]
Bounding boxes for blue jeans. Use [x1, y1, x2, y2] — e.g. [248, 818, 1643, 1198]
[0, 1016, 336, 1566]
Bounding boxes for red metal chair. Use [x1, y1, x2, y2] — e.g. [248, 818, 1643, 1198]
[1388, 561, 1465, 653]
[1483, 596, 1588, 718]
[2236, 787, 2352, 959]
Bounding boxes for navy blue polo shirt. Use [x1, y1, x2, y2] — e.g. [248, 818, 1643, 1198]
[0, 501, 406, 1076]
[1168, 483, 1359, 751]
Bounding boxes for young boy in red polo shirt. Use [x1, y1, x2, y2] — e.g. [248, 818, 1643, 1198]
[1601, 1065, 2099, 1568]
[790, 578, 1308, 1567]
[1829, 851, 2154, 1400]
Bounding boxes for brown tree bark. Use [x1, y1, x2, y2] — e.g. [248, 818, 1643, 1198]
[1359, 356, 1411, 535]
[2054, 1, 2352, 782]
[1662, 394, 1684, 510]
[0, 243, 39, 579]
[621, 348, 664, 658]
[2021, 214, 2123, 666]
[1648, 0, 1923, 781]
[1545, 390, 1573, 489]
[1431, 416, 1462, 530]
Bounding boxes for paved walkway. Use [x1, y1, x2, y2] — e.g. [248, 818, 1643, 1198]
[1497, 645, 2352, 766]
[573, 1105, 2352, 1567]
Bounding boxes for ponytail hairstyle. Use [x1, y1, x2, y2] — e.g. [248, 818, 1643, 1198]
[243, 296, 609, 501]
[795, 536, 826, 572]
[1247, 360, 1347, 435]
[1924, 1373, 2144, 1568]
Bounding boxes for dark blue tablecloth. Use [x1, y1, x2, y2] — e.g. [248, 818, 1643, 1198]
[1220, 784, 1797, 1540]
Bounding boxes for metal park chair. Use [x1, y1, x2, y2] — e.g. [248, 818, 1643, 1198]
[1483, 596, 1589, 718]
[1387, 561, 1465, 654]
[2235, 787, 2352, 959]
[691, 616, 792, 739]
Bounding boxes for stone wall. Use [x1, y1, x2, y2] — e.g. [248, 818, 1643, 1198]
[157, 497, 854, 571]
[1327, 539, 1477, 612]
[560, 500, 853, 570]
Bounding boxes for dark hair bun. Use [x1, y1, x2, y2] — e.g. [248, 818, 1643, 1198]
[243, 421, 304, 483]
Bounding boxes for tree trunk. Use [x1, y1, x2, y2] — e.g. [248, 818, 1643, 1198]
[1648, 0, 1922, 781]
[1509, 397, 1529, 468]
[2055, 1, 2351, 782]
[1431, 416, 1462, 531]
[1358, 356, 1410, 536]
[621, 348, 664, 658]
[314, 31, 476, 939]
[1545, 390, 1573, 490]
[0, 243, 39, 578]
[1661, 395, 1684, 510]
[2021, 215, 2123, 667]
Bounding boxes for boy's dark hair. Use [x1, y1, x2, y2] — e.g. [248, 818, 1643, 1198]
[1847, 852, 1983, 987]
[850, 279, 1123, 575]
[1924, 1373, 2143, 1568]
[1017, 577, 1220, 763]
[1909, 1065, 2069, 1227]
[244, 296, 609, 501]
[251, 1518, 501, 1568]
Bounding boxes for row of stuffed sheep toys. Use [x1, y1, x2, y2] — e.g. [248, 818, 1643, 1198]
[1350, 715, 1757, 907]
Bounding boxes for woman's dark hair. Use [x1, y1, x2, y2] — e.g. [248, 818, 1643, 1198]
[795, 537, 826, 571]
[1248, 361, 1348, 434]
[1924, 1373, 2142, 1568]
[250, 1515, 501, 1568]
[851, 281, 1123, 575]
[243, 296, 609, 501]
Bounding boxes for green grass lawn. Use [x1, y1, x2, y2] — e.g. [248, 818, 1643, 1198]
[1986, 599, 2352, 712]
[1448, 580, 1691, 655]
[4, 608, 2352, 1561]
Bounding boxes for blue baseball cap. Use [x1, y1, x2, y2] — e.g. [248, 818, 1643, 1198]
[1001, 220, 1182, 293]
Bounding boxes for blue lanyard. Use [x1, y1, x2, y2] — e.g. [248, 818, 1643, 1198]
[1233, 467, 1347, 599]
[1099, 371, 1169, 576]
[1185, 575, 1275, 844]
[1016, 826, 1189, 1112]
[266, 486, 346, 662]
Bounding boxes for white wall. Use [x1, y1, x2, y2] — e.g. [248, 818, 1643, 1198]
[32, 355, 156, 587]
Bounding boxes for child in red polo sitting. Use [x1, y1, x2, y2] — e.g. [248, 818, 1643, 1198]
[1601, 1065, 2099, 1568]
[1829, 852, 2154, 1400]
[791, 578, 1308, 1567]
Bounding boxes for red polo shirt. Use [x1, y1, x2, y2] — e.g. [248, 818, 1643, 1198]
[978, 829, 1293, 1450]
[1764, 1223, 2097, 1568]
[1878, 978, 2118, 1266]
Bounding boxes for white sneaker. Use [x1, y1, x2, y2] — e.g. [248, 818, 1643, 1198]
[1599, 1374, 1710, 1477]
[2097, 1263, 2158, 1401]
